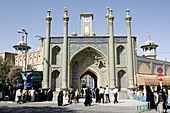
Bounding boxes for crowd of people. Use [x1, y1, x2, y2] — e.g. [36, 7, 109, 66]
[6, 85, 119, 107]
[57, 85, 118, 107]
[12, 87, 53, 104]
[146, 86, 169, 113]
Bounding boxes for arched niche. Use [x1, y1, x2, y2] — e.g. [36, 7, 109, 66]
[52, 46, 61, 65]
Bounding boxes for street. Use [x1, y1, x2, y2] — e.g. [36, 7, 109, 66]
[0, 99, 158, 113]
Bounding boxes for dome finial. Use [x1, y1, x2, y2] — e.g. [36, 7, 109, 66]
[107, 7, 109, 15]
[126, 8, 130, 17]
[72, 26, 77, 36]
[147, 33, 150, 41]
[64, 7, 68, 16]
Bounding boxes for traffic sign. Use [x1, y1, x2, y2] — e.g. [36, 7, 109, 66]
[157, 74, 165, 81]
[157, 67, 163, 74]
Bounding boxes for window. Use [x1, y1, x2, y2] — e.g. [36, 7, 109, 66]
[85, 25, 89, 35]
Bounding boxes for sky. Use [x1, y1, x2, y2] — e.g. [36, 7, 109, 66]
[0, 0, 170, 61]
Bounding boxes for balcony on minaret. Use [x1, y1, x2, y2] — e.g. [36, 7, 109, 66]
[141, 34, 158, 59]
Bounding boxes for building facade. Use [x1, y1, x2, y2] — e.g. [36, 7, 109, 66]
[0, 52, 17, 65]
[13, 7, 170, 98]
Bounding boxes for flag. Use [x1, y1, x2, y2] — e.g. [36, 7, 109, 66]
[21, 72, 27, 80]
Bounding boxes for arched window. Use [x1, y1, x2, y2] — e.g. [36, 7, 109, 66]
[117, 45, 125, 65]
[52, 46, 61, 65]
[32, 54, 37, 64]
[118, 70, 126, 90]
[51, 70, 60, 91]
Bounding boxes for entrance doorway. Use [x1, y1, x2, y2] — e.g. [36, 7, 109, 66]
[51, 70, 60, 91]
[118, 70, 126, 90]
[80, 71, 97, 89]
[79, 70, 98, 90]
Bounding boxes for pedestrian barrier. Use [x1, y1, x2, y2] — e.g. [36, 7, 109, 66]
[133, 95, 146, 102]
[136, 102, 150, 112]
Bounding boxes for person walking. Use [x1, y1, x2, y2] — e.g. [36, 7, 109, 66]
[12, 89, 16, 102]
[75, 88, 79, 103]
[16, 89, 22, 104]
[99, 86, 104, 103]
[154, 91, 159, 112]
[29, 87, 35, 102]
[112, 87, 118, 104]
[84, 87, 92, 106]
[105, 85, 110, 103]
[58, 91, 63, 106]
[81, 88, 84, 98]
[157, 90, 164, 113]
[47, 88, 53, 101]
[22, 88, 27, 103]
[95, 87, 100, 103]
[68, 86, 74, 104]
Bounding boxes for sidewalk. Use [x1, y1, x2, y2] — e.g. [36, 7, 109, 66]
[0, 98, 163, 113]
[62, 98, 149, 106]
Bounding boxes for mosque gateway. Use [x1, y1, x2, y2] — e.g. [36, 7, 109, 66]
[43, 7, 136, 97]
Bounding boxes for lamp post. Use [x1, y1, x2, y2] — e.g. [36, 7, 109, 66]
[17, 28, 29, 89]
[34, 35, 43, 40]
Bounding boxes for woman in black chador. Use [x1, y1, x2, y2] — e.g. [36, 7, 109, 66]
[146, 86, 155, 109]
[84, 87, 92, 106]
[58, 91, 63, 106]
[95, 87, 100, 103]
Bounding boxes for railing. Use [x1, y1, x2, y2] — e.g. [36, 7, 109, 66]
[133, 95, 147, 102]
[136, 102, 150, 112]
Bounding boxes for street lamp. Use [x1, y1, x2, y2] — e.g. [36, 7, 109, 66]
[17, 29, 29, 88]
[34, 35, 43, 40]
[34, 35, 44, 47]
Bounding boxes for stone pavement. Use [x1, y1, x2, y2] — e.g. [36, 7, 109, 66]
[0, 98, 166, 113]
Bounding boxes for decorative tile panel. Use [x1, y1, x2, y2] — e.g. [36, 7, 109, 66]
[57, 38, 63, 42]
[69, 38, 108, 42]
[137, 61, 150, 69]
[114, 38, 127, 42]
[70, 43, 108, 57]
[121, 38, 127, 42]
[50, 38, 63, 43]
[166, 65, 170, 71]
[153, 64, 163, 69]
[93, 38, 100, 42]
[51, 39, 56, 43]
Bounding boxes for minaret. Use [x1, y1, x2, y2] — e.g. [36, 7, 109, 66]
[140, 33, 158, 59]
[62, 7, 69, 89]
[72, 27, 77, 36]
[105, 7, 110, 35]
[125, 9, 134, 88]
[42, 9, 52, 89]
[108, 8, 115, 88]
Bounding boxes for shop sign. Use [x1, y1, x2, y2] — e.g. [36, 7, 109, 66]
[32, 71, 43, 82]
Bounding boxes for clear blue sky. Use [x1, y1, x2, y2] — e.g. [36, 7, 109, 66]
[0, 0, 170, 61]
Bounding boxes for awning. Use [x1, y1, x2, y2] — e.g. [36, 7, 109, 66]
[136, 74, 170, 86]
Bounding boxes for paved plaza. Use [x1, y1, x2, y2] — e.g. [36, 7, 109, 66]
[0, 98, 161, 113]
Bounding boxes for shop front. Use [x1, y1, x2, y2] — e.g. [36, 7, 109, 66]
[135, 74, 170, 102]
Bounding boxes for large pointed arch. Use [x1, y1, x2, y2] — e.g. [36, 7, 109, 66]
[138, 63, 151, 74]
[70, 46, 106, 90]
[51, 45, 61, 65]
[117, 45, 125, 65]
[78, 69, 99, 91]
[51, 70, 60, 91]
[70, 45, 106, 62]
